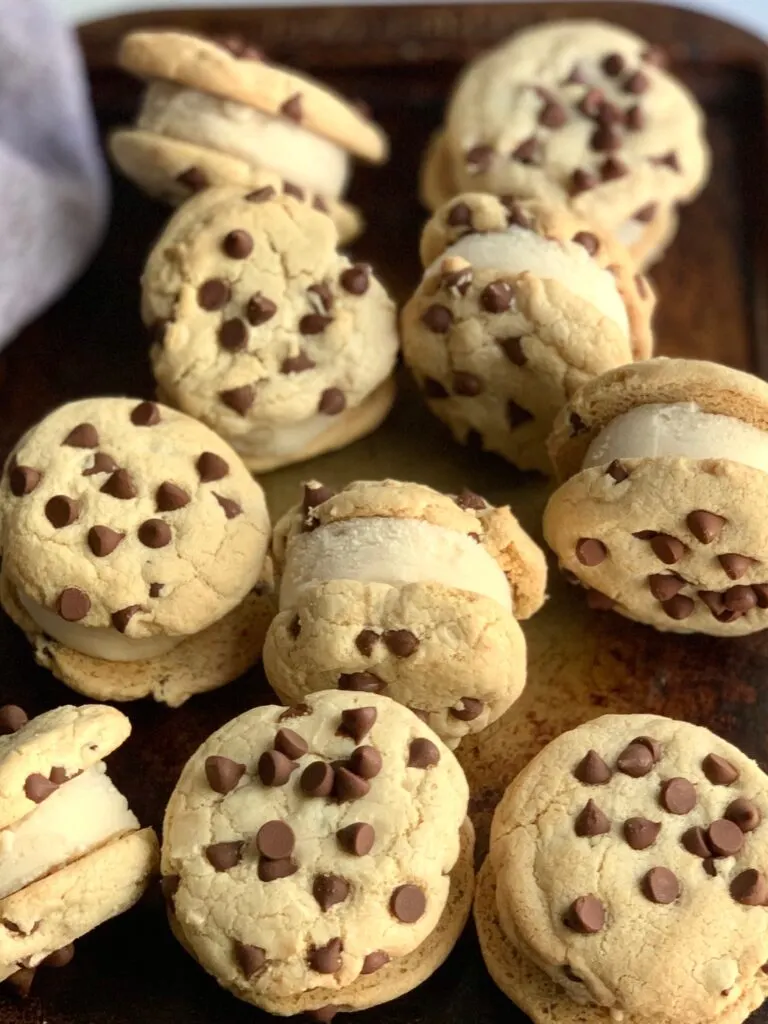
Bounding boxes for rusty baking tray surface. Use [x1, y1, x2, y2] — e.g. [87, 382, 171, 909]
[1, 3, 768, 1022]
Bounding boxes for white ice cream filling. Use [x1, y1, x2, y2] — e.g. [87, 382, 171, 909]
[279, 516, 514, 612]
[228, 412, 341, 461]
[425, 227, 630, 338]
[0, 764, 139, 900]
[583, 402, 768, 474]
[18, 590, 182, 662]
[138, 80, 350, 198]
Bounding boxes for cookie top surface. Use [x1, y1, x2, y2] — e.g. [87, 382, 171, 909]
[161, 690, 468, 1003]
[271, 479, 547, 620]
[548, 359, 768, 480]
[0, 397, 270, 638]
[445, 20, 710, 228]
[0, 703, 130, 830]
[143, 187, 398, 441]
[489, 713, 768, 1024]
[118, 31, 388, 163]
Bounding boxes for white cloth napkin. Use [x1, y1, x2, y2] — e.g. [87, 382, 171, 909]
[0, 0, 108, 349]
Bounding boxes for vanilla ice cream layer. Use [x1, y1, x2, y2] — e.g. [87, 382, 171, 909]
[18, 590, 183, 662]
[138, 80, 350, 198]
[229, 412, 339, 461]
[583, 403, 768, 474]
[0, 764, 138, 899]
[279, 516, 513, 612]
[614, 219, 646, 249]
[425, 227, 630, 338]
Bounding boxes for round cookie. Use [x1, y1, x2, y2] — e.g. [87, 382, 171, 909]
[544, 359, 768, 635]
[438, 21, 710, 269]
[401, 193, 654, 473]
[109, 130, 363, 243]
[161, 690, 473, 1018]
[476, 714, 768, 1024]
[0, 397, 272, 702]
[142, 186, 400, 473]
[0, 703, 158, 992]
[264, 479, 547, 748]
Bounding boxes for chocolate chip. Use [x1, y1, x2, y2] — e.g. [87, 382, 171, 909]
[578, 88, 604, 118]
[447, 201, 473, 227]
[651, 151, 681, 172]
[339, 264, 370, 295]
[280, 93, 303, 121]
[273, 728, 308, 761]
[481, 280, 514, 313]
[647, 574, 682, 602]
[25, 773, 58, 803]
[313, 874, 350, 911]
[725, 585, 757, 613]
[586, 588, 615, 611]
[508, 399, 533, 429]
[603, 460, 627, 484]
[246, 186, 276, 204]
[258, 750, 297, 787]
[617, 742, 654, 777]
[591, 124, 621, 151]
[707, 819, 744, 857]
[130, 401, 160, 427]
[602, 52, 626, 76]
[214, 494, 243, 520]
[0, 704, 28, 734]
[318, 388, 346, 415]
[302, 483, 334, 515]
[7, 966, 36, 997]
[632, 202, 658, 224]
[540, 101, 567, 127]
[138, 519, 171, 548]
[699, 590, 727, 617]
[571, 232, 600, 258]
[306, 1007, 337, 1022]
[682, 826, 711, 858]
[569, 169, 598, 195]
[390, 884, 425, 923]
[574, 799, 610, 837]
[334, 765, 371, 801]
[625, 104, 645, 131]
[337, 822, 375, 856]
[361, 950, 389, 974]
[601, 157, 628, 181]
[424, 377, 449, 399]
[650, 534, 686, 564]
[660, 777, 697, 814]
[155, 482, 190, 513]
[43, 943, 75, 968]
[718, 553, 754, 580]
[48, 766, 69, 785]
[339, 672, 386, 693]
[685, 509, 726, 544]
[256, 820, 295, 860]
[205, 755, 245, 794]
[454, 488, 486, 511]
[575, 538, 607, 567]
[258, 856, 298, 882]
[100, 469, 137, 500]
[198, 278, 231, 310]
[634, 736, 662, 762]
[280, 704, 312, 723]
[234, 941, 266, 978]
[597, 101, 625, 126]
[702, 753, 739, 786]
[308, 938, 343, 973]
[662, 595, 695, 620]
[450, 698, 484, 721]
[408, 737, 440, 769]
[726, 798, 761, 832]
[45, 495, 79, 529]
[730, 869, 767, 905]
[348, 745, 382, 780]
[111, 605, 142, 633]
[85, 526, 123, 563]
[300, 314, 333, 335]
[301, 760, 335, 797]
[421, 304, 453, 333]
[197, 452, 229, 482]
[9, 465, 41, 496]
[704, 857, 718, 877]
[642, 866, 679, 904]
[339, 707, 377, 743]
[218, 319, 249, 353]
[247, 292, 278, 323]
[287, 614, 301, 641]
[574, 750, 612, 784]
[452, 371, 484, 397]
[280, 350, 316, 375]
[564, 895, 604, 933]
[511, 137, 540, 165]
[57, 587, 90, 622]
[177, 167, 207, 192]
[283, 181, 305, 200]
[465, 144, 494, 171]
[625, 70, 649, 94]
[206, 840, 243, 872]
[223, 229, 253, 260]
[383, 629, 419, 657]
[624, 817, 661, 850]
[354, 629, 379, 657]
[64, 423, 98, 448]
[83, 452, 117, 476]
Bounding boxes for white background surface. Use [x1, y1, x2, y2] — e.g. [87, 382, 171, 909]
[54, 0, 768, 38]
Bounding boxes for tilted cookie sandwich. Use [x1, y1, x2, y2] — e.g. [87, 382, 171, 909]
[263, 479, 547, 748]
[423, 20, 709, 269]
[0, 397, 272, 704]
[401, 193, 654, 473]
[161, 690, 473, 1019]
[0, 702, 158, 992]
[110, 30, 389, 243]
[143, 186, 399, 473]
[544, 358, 768, 635]
[475, 713, 768, 1024]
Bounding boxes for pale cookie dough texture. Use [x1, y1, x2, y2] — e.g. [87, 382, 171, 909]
[0, 397, 272, 703]
[111, 30, 389, 242]
[143, 187, 400, 473]
[544, 358, 768, 636]
[401, 193, 654, 474]
[422, 20, 710, 270]
[476, 714, 768, 1024]
[161, 690, 474, 1018]
[0, 702, 158, 992]
[263, 479, 547, 748]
